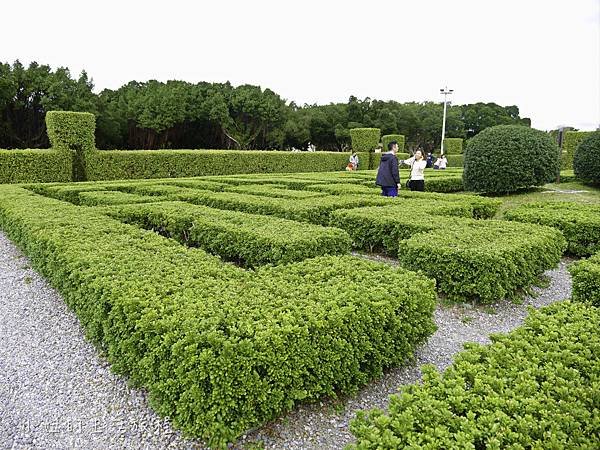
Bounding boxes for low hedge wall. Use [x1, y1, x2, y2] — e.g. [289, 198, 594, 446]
[570, 253, 600, 307]
[86, 150, 371, 181]
[0, 184, 436, 447]
[0, 149, 72, 183]
[349, 300, 600, 449]
[504, 202, 600, 256]
[104, 201, 352, 267]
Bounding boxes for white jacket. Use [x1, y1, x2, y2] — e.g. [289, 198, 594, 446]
[404, 157, 427, 180]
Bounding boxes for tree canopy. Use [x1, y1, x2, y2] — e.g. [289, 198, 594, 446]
[0, 60, 531, 150]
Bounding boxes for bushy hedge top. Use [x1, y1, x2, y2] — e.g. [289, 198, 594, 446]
[463, 125, 560, 194]
[443, 137, 463, 154]
[349, 300, 600, 449]
[0, 149, 71, 183]
[350, 128, 380, 152]
[46, 111, 96, 152]
[573, 131, 600, 185]
[0, 184, 436, 446]
[570, 252, 600, 307]
[381, 134, 405, 152]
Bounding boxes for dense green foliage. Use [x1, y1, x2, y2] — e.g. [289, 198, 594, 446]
[463, 125, 560, 193]
[350, 128, 380, 152]
[570, 253, 600, 307]
[573, 131, 600, 184]
[0, 61, 530, 152]
[443, 137, 463, 154]
[103, 201, 352, 267]
[505, 201, 600, 256]
[46, 111, 96, 181]
[349, 300, 600, 449]
[0, 184, 437, 447]
[381, 134, 405, 152]
[0, 149, 71, 183]
[562, 131, 593, 170]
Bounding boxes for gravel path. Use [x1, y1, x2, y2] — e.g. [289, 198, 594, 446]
[0, 231, 572, 450]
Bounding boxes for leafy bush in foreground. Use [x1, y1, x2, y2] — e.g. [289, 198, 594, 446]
[573, 131, 600, 185]
[349, 300, 600, 449]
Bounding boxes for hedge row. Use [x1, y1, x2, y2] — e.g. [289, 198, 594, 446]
[350, 128, 380, 151]
[0, 185, 437, 447]
[381, 134, 405, 152]
[349, 300, 600, 449]
[0, 149, 72, 183]
[103, 201, 352, 267]
[504, 201, 600, 256]
[330, 195, 565, 303]
[561, 131, 593, 170]
[222, 184, 328, 199]
[442, 137, 463, 154]
[570, 253, 600, 306]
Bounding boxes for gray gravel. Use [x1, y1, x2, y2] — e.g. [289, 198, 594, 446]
[0, 231, 572, 450]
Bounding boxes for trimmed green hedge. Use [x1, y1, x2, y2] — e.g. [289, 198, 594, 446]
[223, 184, 328, 199]
[443, 137, 463, 154]
[349, 300, 600, 449]
[381, 134, 405, 153]
[0, 149, 72, 183]
[573, 131, 600, 184]
[562, 131, 593, 170]
[350, 128, 380, 152]
[104, 201, 352, 267]
[86, 150, 370, 181]
[504, 201, 600, 256]
[46, 111, 96, 181]
[570, 253, 600, 307]
[0, 184, 437, 447]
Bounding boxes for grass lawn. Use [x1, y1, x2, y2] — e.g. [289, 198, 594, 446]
[492, 181, 600, 219]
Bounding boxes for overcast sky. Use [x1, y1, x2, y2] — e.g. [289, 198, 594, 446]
[4, 0, 599, 131]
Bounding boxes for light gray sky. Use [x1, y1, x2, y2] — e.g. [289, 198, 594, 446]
[4, 0, 599, 130]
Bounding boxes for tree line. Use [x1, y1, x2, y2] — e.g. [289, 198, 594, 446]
[0, 61, 531, 151]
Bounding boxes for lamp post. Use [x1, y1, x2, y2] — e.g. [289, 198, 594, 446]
[440, 86, 453, 155]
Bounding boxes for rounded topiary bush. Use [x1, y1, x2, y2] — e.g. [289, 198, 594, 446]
[463, 125, 559, 193]
[573, 131, 600, 185]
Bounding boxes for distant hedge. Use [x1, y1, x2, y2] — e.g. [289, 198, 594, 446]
[381, 134, 405, 152]
[350, 128, 380, 152]
[562, 131, 592, 170]
[0, 149, 72, 183]
[86, 150, 370, 181]
[443, 138, 463, 154]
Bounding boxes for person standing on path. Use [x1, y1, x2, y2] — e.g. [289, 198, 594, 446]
[375, 140, 401, 197]
[403, 150, 427, 191]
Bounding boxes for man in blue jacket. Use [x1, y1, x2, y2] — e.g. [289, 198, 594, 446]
[375, 140, 400, 197]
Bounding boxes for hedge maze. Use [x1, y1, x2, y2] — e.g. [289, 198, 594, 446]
[1, 167, 598, 446]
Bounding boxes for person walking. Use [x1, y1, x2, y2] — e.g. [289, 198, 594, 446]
[375, 140, 400, 197]
[403, 150, 427, 191]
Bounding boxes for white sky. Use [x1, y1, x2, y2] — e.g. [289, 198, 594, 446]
[3, 0, 599, 131]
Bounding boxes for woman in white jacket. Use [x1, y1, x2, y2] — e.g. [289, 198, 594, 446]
[403, 150, 427, 191]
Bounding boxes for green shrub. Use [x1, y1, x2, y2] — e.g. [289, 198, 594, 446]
[77, 191, 169, 206]
[443, 137, 463, 154]
[573, 131, 600, 184]
[445, 154, 464, 167]
[463, 125, 560, 193]
[562, 131, 593, 170]
[223, 184, 328, 199]
[46, 111, 96, 181]
[570, 253, 600, 306]
[381, 135, 405, 153]
[0, 149, 72, 183]
[104, 201, 352, 267]
[349, 300, 600, 449]
[505, 201, 600, 256]
[350, 128, 380, 152]
[0, 184, 436, 446]
[424, 176, 463, 193]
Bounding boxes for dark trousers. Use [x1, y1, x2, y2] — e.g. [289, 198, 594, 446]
[410, 180, 425, 191]
[381, 186, 398, 197]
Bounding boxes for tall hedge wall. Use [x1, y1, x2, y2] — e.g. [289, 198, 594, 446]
[381, 135, 405, 153]
[443, 138, 463, 154]
[0, 149, 72, 183]
[86, 150, 370, 181]
[350, 128, 381, 152]
[561, 131, 592, 170]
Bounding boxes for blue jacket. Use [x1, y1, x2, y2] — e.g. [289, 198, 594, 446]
[375, 153, 400, 187]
